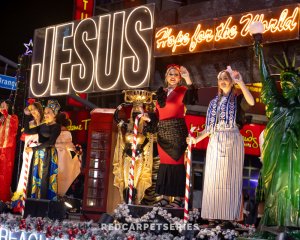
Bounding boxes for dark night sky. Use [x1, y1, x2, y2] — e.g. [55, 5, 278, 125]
[0, 0, 74, 63]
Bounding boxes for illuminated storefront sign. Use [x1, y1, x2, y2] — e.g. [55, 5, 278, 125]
[74, 0, 95, 20]
[67, 118, 90, 131]
[154, 4, 299, 56]
[66, 111, 91, 145]
[29, 4, 155, 97]
[185, 115, 265, 156]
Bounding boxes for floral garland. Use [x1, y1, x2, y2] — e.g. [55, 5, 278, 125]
[0, 212, 184, 240]
[0, 213, 106, 240]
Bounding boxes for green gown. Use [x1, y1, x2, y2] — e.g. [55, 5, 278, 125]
[255, 42, 300, 227]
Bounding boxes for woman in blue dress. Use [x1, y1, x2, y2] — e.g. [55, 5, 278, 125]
[25, 100, 61, 200]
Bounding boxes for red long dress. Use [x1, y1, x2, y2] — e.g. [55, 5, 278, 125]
[0, 114, 19, 202]
[155, 86, 188, 197]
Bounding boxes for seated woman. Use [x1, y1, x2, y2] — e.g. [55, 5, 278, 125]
[55, 112, 81, 197]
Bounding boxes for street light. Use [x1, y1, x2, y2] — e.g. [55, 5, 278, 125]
[249, 21, 264, 44]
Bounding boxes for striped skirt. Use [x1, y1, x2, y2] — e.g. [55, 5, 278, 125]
[201, 128, 244, 221]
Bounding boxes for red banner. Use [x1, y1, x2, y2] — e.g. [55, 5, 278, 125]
[74, 0, 94, 20]
[66, 93, 87, 107]
[185, 114, 265, 156]
[185, 115, 209, 150]
[240, 123, 265, 156]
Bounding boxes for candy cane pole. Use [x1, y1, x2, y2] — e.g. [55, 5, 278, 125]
[184, 127, 196, 224]
[128, 113, 144, 205]
[21, 140, 38, 216]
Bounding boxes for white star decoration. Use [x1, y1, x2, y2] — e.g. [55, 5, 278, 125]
[24, 39, 33, 55]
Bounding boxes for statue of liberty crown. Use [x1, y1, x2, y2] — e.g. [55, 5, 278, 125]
[271, 52, 300, 84]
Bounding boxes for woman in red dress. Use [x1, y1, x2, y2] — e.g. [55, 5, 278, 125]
[0, 100, 18, 202]
[154, 64, 196, 208]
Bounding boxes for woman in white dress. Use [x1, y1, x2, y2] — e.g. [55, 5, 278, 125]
[187, 67, 254, 221]
[56, 112, 81, 197]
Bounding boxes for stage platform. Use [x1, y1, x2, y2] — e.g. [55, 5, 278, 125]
[1, 212, 298, 239]
[4, 201, 300, 239]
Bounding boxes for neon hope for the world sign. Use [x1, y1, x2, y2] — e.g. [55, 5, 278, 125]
[154, 4, 299, 56]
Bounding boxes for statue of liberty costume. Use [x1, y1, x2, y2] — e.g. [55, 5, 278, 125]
[254, 40, 300, 227]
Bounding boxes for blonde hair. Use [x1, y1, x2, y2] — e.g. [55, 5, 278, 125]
[164, 66, 182, 87]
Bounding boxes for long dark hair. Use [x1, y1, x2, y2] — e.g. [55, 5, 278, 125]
[31, 102, 44, 122]
[56, 112, 70, 127]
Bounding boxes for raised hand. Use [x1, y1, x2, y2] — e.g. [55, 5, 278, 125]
[226, 66, 243, 84]
[180, 66, 190, 79]
[231, 71, 243, 85]
[227, 66, 254, 106]
[180, 66, 192, 85]
[24, 107, 31, 115]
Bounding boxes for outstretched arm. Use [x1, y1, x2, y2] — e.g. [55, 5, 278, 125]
[254, 43, 280, 117]
[230, 70, 255, 106]
[227, 66, 254, 106]
[186, 130, 210, 145]
[180, 66, 192, 85]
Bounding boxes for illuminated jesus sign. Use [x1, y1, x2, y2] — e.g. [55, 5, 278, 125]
[29, 4, 155, 97]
